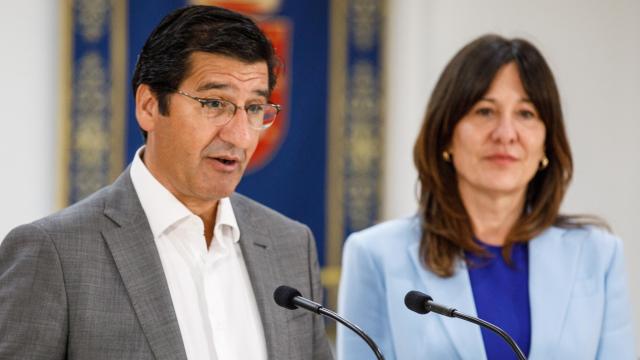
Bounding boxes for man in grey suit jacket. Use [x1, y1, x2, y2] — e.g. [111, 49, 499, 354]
[0, 5, 332, 360]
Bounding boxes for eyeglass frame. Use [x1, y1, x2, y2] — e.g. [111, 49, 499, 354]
[170, 89, 281, 130]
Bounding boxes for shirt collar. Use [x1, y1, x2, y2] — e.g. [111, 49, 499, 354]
[130, 147, 192, 239]
[215, 197, 240, 244]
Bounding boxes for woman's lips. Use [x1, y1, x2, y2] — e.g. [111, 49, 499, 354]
[485, 153, 518, 165]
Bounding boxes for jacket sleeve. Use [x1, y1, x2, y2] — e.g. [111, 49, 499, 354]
[0, 223, 68, 359]
[596, 236, 637, 359]
[337, 231, 395, 360]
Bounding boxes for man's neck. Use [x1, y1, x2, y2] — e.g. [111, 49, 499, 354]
[186, 200, 218, 248]
[141, 148, 219, 248]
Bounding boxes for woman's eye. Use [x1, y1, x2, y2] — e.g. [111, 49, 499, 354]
[475, 107, 493, 116]
[519, 110, 536, 119]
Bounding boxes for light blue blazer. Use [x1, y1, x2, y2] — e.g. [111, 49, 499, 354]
[337, 217, 636, 359]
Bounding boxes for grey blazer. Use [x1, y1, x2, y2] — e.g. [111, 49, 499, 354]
[0, 169, 332, 360]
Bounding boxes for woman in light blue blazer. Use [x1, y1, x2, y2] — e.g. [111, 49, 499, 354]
[337, 35, 635, 359]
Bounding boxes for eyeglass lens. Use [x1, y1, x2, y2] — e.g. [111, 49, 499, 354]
[201, 100, 277, 129]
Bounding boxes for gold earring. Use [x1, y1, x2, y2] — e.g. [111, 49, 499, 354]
[539, 156, 549, 169]
[442, 151, 452, 162]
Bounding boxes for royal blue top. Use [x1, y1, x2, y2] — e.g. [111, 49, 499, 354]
[465, 241, 531, 359]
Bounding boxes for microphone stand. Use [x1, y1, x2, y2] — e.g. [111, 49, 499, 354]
[274, 285, 385, 360]
[318, 307, 385, 360]
[452, 310, 526, 360]
[405, 290, 526, 360]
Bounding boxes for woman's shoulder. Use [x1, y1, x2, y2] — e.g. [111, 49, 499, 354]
[551, 224, 621, 246]
[345, 216, 421, 253]
[544, 225, 624, 264]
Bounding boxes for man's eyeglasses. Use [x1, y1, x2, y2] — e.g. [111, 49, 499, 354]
[174, 90, 281, 130]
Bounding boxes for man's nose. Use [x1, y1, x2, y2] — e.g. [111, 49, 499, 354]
[218, 107, 256, 149]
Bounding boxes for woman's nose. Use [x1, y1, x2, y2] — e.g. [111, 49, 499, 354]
[490, 114, 517, 144]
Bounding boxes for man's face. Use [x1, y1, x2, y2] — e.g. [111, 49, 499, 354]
[137, 52, 268, 207]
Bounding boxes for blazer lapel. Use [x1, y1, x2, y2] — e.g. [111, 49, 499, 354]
[409, 243, 486, 360]
[101, 170, 187, 360]
[528, 228, 582, 360]
[232, 195, 287, 360]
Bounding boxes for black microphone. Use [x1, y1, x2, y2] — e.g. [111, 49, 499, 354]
[405, 290, 527, 360]
[274, 285, 385, 360]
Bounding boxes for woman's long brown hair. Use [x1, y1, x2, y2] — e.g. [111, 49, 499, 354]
[413, 34, 600, 277]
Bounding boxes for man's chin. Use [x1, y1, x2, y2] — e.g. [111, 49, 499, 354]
[201, 182, 240, 200]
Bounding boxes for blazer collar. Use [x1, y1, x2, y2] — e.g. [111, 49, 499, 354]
[528, 227, 582, 360]
[231, 194, 287, 359]
[408, 242, 486, 360]
[102, 168, 188, 360]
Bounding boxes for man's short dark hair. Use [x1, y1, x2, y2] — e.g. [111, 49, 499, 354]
[131, 5, 278, 140]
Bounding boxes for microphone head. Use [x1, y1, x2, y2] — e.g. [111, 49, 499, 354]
[404, 290, 433, 314]
[274, 285, 302, 310]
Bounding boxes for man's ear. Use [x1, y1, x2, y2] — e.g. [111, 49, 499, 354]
[135, 84, 160, 132]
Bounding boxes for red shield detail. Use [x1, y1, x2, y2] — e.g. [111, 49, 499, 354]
[248, 18, 291, 173]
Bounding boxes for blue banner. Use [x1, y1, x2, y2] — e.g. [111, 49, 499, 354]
[63, 0, 126, 204]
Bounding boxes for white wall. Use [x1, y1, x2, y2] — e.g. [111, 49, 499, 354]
[385, 0, 640, 349]
[0, 1, 59, 240]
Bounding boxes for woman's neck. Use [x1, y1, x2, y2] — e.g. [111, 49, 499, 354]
[459, 185, 526, 246]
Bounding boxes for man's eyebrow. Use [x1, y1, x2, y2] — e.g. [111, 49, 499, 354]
[254, 89, 269, 99]
[195, 83, 269, 99]
[196, 82, 227, 92]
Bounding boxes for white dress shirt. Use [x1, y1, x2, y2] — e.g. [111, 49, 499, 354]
[130, 147, 267, 360]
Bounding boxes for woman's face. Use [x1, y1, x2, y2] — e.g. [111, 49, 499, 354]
[449, 62, 546, 200]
